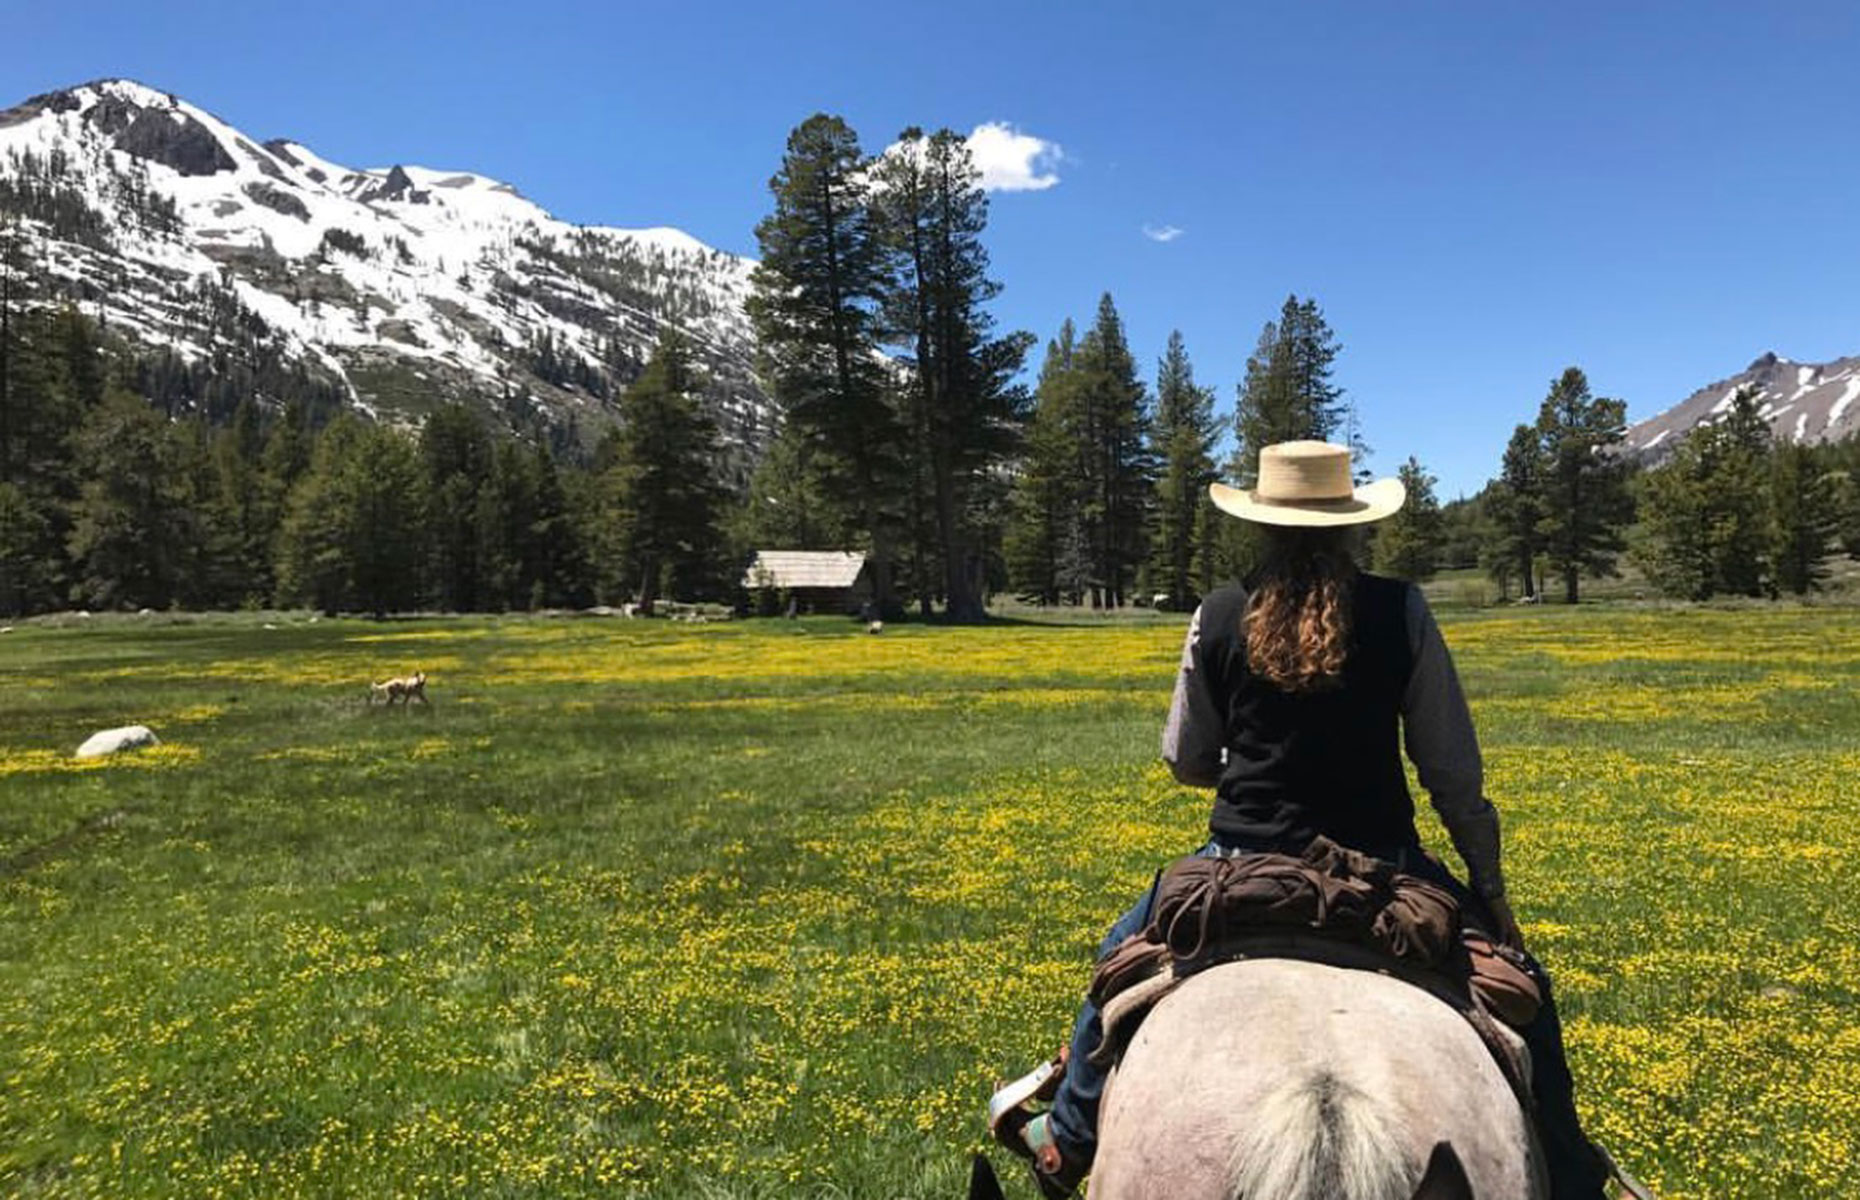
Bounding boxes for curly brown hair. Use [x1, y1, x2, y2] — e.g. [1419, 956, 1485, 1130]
[1244, 527, 1360, 693]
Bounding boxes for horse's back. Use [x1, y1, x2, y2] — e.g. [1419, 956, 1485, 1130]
[1092, 958, 1542, 1200]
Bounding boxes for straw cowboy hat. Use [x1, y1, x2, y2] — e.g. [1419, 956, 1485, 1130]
[1209, 440, 1405, 527]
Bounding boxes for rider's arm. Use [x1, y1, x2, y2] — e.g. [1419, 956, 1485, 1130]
[1161, 604, 1225, 787]
[1401, 586, 1507, 900]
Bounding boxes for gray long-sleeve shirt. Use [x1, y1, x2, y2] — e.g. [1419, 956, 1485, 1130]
[1160, 586, 1505, 898]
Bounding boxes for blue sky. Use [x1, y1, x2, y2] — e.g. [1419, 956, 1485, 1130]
[8, 0, 1860, 495]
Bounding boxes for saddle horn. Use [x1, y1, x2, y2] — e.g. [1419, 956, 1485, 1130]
[1412, 1141, 1475, 1200]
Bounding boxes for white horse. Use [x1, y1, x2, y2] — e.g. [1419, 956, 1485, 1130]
[1086, 958, 1544, 1200]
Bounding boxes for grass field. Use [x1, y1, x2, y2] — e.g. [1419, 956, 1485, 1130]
[2, 605, 1856, 1198]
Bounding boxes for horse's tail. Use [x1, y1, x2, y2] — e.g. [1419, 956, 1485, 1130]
[1225, 1070, 1412, 1200]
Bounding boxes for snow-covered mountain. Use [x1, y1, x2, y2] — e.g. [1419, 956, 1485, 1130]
[0, 79, 767, 477]
[1626, 352, 1860, 458]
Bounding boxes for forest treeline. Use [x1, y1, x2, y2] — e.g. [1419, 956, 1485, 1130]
[1436, 372, 1860, 602]
[0, 302, 736, 617]
[3, 112, 1860, 618]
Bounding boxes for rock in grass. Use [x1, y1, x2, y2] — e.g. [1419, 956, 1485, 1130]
[75, 725, 160, 759]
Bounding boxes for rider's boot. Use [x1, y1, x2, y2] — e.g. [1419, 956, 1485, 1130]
[987, 1052, 1087, 1198]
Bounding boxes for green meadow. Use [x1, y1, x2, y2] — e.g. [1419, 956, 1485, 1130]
[2, 607, 1856, 1198]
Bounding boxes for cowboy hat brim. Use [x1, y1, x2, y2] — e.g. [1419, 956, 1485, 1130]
[1208, 477, 1406, 527]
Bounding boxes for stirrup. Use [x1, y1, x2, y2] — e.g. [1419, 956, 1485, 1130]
[985, 1049, 1067, 1160]
[989, 1049, 1063, 1138]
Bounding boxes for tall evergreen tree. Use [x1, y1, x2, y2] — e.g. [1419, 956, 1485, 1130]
[1710, 386, 1776, 596]
[872, 128, 1031, 619]
[1534, 367, 1632, 603]
[203, 398, 275, 605]
[420, 403, 495, 611]
[748, 114, 903, 613]
[345, 426, 427, 618]
[276, 418, 361, 615]
[0, 481, 49, 616]
[1004, 322, 1079, 604]
[1219, 295, 1352, 580]
[275, 419, 426, 617]
[603, 329, 728, 613]
[1437, 493, 1486, 572]
[66, 384, 197, 610]
[1636, 387, 1773, 600]
[1373, 456, 1444, 581]
[1148, 331, 1218, 610]
[1834, 465, 1860, 561]
[1230, 295, 1352, 484]
[526, 440, 589, 609]
[733, 418, 845, 553]
[1771, 439, 1843, 595]
[1074, 294, 1152, 607]
[1483, 424, 1544, 598]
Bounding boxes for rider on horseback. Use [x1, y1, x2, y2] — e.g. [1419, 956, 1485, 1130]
[990, 442, 1640, 1200]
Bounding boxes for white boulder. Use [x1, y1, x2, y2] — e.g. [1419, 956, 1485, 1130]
[76, 725, 160, 759]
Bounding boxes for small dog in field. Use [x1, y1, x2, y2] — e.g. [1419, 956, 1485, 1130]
[369, 671, 429, 707]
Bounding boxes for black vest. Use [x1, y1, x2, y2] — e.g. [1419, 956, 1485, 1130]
[1200, 573, 1417, 855]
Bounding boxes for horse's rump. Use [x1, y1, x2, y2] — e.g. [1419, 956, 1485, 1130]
[1090, 958, 1544, 1200]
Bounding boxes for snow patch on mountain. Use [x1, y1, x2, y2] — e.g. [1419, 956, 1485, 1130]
[1625, 350, 1860, 460]
[0, 79, 768, 478]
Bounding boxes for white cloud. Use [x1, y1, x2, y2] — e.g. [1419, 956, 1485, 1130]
[966, 122, 1063, 192]
[1142, 223, 1184, 243]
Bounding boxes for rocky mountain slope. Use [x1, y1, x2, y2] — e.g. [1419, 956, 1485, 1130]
[0, 79, 767, 479]
[1625, 352, 1860, 458]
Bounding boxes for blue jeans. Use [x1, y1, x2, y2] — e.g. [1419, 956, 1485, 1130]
[1043, 839, 1606, 1198]
[1045, 840, 1213, 1157]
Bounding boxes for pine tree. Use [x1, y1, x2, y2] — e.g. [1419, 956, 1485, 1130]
[0, 481, 49, 616]
[66, 384, 196, 609]
[349, 426, 427, 618]
[872, 128, 939, 613]
[1219, 295, 1353, 581]
[1005, 322, 1079, 604]
[204, 398, 275, 605]
[603, 329, 727, 613]
[1483, 424, 1544, 598]
[1636, 440, 1713, 600]
[420, 403, 495, 611]
[276, 418, 360, 615]
[1834, 468, 1860, 561]
[3, 306, 100, 610]
[475, 439, 527, 612]
[733, 419, 844, 553]
[1636, 387, 1774, 599]
[1710, 386, 1775, 596]
[1770, 439, 1842, 595]
[1535, 367, 1633, 603]
[1373, 456, 1444, 581]
[1074, 294, 1152, 607]
[275, 419, 426, 617]
[872, 128, 1031, 619]
[528, 440, 590, 608]
[1437, 493, 1486, 572]
[1148, 331, 1218, 610]
[1231, 295, 1352, 483]
[748, 114, 903, 613]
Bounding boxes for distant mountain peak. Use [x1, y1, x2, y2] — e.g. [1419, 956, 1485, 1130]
[0, 79, 767, 484]
[1627, 353, 1860, 457]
